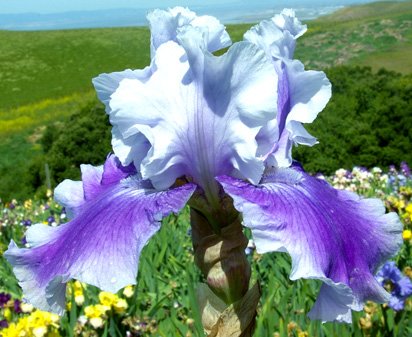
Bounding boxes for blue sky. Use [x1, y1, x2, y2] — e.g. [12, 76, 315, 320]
[0, 0, 369, 14]
[0, 0, 237, 14]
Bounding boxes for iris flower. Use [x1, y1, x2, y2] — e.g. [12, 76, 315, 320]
[5, 7, 402, 323]
[375, 261, 412, 311]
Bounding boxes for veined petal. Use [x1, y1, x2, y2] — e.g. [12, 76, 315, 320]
[245, 10, 331, 166]
[217, 167, 402, 322]
[93, 68, 152, 114]
[284, 59, 331, 125]
[257, 59, 331, 164]
[5, 157, 195, 314]
[147, 7, 231, 57]
[109, 40, 277, 195]
[54, 155, 136, 218]
[93, 70, 152, 168]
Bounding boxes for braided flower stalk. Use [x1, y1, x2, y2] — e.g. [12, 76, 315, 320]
[5, 7, 402, 336]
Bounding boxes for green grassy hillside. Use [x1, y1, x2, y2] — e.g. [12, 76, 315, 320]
[1, 0, 412, 200]
[0, 27, 150, 110]
[296, 0, 412, 73]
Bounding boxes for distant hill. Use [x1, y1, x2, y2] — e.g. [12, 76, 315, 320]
[319, 0, 412, 21]
[296, 0, 412, 73]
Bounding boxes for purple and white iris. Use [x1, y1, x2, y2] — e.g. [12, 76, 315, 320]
[375, 261, 412, 311]
[5, 7, 402, 323]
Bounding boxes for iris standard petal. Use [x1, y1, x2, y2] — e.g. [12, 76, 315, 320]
[4, 157, 195, 314]
[245, 12, 331, 166]
[147, 7, 231, 57]
[93, 68, 152, 114]
[217, 167, 402, 322]
[93, 69, 153, 168]
[244, 9, 306, 61]
[109, 39, 277, 198]
[283, 59, 331, 125]
[272, 9, 307, 39]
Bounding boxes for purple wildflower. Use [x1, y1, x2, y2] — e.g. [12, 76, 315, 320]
[389, 165, 397, 174]
[376, 262, 412, 311]
[22, 219, 32, 227]
[47, 216, 55, 224]
[400, 161, 411, 177]
[0, 293, 11, 307]
[13, 299, 22, 313]
[0, 320, 8, 328]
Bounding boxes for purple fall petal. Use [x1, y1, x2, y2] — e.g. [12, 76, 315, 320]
[54, 155, 136, 218]
[5, 157, 195, 314]
[217, 167, 402, 322]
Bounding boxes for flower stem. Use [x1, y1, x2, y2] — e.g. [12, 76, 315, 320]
[190, 208, 259, 336]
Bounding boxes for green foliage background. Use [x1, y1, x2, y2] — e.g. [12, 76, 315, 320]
[294, 66, 412, 174]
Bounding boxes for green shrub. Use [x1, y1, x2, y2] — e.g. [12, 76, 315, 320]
[295, 66, 412, 173]
[27, 103, 111, 191]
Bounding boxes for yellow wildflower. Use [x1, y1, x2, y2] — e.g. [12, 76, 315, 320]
[123, 285, 134, 298]
[32, 326, 48, 337]
[84, 304, 109, 329]
[395, 199, 406, 210]
[84, 304, 110, 319]
[75, 293, 85, 306]
[24, 199, 32, 209]
[113, 298, 128, 314]
[0, 322, 19, 337]
[404, 266, 412, 278]
[98, 291, 118, 307]
[27, 310, 59, 327]
[1, 311, 60, 337]
[403, 229, 412, 240]
[89, 317, 104, 329]
[4, 307, 12, 321]
[21, 302, 34, 313]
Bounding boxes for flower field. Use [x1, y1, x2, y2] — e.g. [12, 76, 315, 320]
[1, 164, 411, 337]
